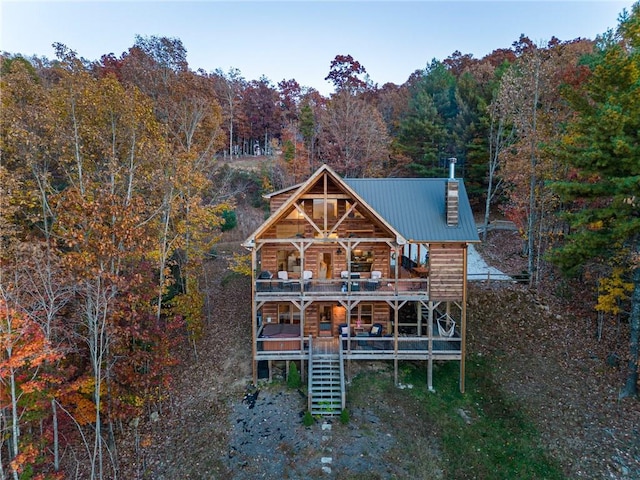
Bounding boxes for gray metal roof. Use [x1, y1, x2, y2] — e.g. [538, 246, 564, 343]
[344, 178, 480, 243]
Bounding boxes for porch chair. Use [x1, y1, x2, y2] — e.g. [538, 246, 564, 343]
[338, 323, 350, 348]
[340, 271, 349, 292]
[336, 323, 349, 335]
[277, 270, 294, 291]
[302, 270, 313, 290]
[369, 323, 384, 336]
[366, 270, 382, 291]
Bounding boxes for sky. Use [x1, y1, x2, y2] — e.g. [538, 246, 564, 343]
[1, 1, 636, 95]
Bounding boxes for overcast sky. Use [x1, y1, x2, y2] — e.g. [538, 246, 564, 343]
[1, 1, 635, 95]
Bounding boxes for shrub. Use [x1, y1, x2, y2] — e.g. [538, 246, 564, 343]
[340, 409, 350, 424]
[287, 362, 302, 389]
[221, 209, 237, 232]
[302, 410, 314, 427]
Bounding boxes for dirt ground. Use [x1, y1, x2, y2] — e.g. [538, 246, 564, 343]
[133, 230, 640, 479]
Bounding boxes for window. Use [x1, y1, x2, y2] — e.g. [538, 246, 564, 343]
[357, 304, 373, 326]
[351, 249, 374, 272]
[278, 304, 300, 324]
[345, 201, 364, 218]
[276, 224, 299, 238]
[313, 199, 337, 220]
[277, 250, 300, 274]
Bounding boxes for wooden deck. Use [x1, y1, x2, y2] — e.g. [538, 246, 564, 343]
[256, 330, 462, 362]
[255, 273, 429, 300]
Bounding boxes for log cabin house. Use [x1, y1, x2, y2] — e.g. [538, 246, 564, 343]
[242, 162, 479, 415]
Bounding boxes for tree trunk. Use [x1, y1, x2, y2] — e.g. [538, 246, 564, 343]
[9, 365, 19, 480]
[620, 265, 640, 398]
[52, 398, 59, 471]
[527, 58, 540, 285]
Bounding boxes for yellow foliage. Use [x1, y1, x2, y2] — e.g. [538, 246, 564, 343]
[596, 267, 633, 315]
[229, 252, 252, 276]
[171, 278, 205, 342]
[587, 220, 604, 231]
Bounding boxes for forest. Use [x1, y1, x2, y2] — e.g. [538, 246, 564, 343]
[0, 2, 638, 479]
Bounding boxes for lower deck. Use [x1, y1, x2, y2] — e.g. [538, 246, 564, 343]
[257, 332, 461, 362]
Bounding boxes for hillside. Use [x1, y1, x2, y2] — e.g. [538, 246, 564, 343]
[128, 228, 639, 479]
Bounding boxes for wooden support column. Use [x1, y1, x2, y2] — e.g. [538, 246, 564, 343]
[427, 301, 434, 391]
[394, 300, 399, 386]
[460, 245, 468, 393]
[251, 248, 258, 384]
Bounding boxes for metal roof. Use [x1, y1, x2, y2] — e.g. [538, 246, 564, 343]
[344, 178, 480, 243]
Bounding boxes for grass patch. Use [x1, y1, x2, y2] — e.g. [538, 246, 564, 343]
[345, 359, 564, 479]
[401, 357, 565, 480]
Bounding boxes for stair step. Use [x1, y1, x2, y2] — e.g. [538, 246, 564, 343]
[309, 347, 344, 416]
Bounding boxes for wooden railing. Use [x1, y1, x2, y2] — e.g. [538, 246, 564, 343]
[338, 338, 346, 411]
[255, 276, 429, 296]
[256, 330, 461, 358]
[307, 336, 313, 412]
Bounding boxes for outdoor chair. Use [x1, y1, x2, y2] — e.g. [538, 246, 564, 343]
[366, 270, 382, 290]
[369, 323, 383, 336]
[302, 270, 313, 290]
[277, 270, 295, 291]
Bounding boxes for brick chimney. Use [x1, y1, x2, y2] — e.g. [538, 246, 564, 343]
[446, 158, 459, 227]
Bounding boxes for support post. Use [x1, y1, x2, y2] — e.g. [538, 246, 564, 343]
[460, 246, 468, 393]
[428, 301, 434, 391]
[251, 248, 258, 384]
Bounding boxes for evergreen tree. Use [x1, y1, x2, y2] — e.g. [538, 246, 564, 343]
[551, 2, 640, 398]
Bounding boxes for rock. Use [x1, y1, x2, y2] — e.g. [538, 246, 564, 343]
[457, 408, 472, 425]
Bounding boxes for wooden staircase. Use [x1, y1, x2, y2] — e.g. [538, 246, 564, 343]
[308, 338, 345, 416]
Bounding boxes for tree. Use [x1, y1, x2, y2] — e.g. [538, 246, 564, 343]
[213, 67, 246, 158]
[325, 54, 371, 94]
[0, 300, 59, 480]
[550, 2, 640, 398]
[495, 37, 593, 283]
[317, 90, 390, 177]
[396, 83, 448, 177]
[240, 77, 282, 155]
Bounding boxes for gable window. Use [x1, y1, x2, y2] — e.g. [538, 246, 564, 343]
[313, 199, 337, 220]
[345, 200, 364, 218]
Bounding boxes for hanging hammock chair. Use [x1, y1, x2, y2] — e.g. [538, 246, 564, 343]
[437, 313, 456, 337]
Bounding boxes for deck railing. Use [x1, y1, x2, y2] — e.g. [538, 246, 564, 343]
[255, 276, 428, 296]
[307, 336, 313, 412]
[338, 338, 346, 410]
[256, 329, 461, 359]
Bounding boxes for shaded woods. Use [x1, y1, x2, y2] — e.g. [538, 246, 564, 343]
[1, 3, 639, 477]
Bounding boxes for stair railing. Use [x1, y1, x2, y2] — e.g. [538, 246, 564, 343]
[338, 335, 346, 411]
[307, 335, 313, 412]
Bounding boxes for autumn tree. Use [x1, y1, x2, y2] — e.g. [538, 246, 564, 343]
[0, 300, 59, 480]
[212, 67, 246, 158]
[494, 37, 593, 282]
[317, 90, 390, 177]
[325, 54, 372, 94]
[550, 3, 640, 398]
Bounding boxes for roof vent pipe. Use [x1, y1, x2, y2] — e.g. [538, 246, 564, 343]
[448, 157, 457, 179]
